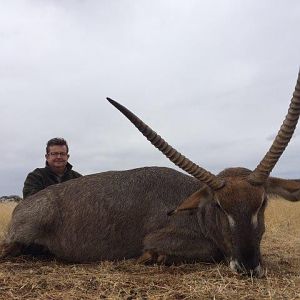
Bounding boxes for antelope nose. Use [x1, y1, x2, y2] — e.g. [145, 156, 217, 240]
[253, 264, 265, 278]
[229, 259, 243, 273]
[229, 260, 265, 278]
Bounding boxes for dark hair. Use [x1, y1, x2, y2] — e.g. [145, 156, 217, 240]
[46, 137, 69, 154]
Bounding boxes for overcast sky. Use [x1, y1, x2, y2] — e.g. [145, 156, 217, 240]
[1, 0, 300, 196]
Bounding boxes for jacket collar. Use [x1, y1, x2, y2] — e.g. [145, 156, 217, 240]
[45, 161, 73, 174]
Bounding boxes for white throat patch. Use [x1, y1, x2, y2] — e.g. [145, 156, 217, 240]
[227, 214, 236, 228]
[251, 194, 265, 228]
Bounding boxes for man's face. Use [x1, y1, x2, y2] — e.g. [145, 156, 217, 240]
[46, 145, 69, 170]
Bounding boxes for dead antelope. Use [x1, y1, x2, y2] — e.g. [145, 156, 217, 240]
[1, 72, 300, 278]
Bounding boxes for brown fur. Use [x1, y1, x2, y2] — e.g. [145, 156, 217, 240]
[1, 166, 300, 277]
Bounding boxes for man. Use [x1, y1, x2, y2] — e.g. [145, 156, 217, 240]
[23, 138, 82, 199]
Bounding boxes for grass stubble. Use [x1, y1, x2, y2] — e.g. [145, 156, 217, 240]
[0, 199, 299, 300]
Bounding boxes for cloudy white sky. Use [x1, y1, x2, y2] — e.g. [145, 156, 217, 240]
[0, 0, 300, 196]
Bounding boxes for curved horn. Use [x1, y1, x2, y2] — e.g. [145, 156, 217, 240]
[107, 98, 225, 190]
[248, 71, 300, 185]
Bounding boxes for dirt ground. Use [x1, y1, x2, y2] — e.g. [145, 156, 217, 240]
[0, 199, 300, 299]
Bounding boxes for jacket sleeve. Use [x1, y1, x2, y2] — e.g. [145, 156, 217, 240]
[22, 170, 45, 199]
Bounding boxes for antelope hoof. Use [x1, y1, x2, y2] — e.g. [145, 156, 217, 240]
[157, 254, 167, 264]
[0, 242, 23, 258]
[137, 250, 167, 265]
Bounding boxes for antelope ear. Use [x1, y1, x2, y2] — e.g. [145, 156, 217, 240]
[266, 177, 300, 202]
[167, 185, 213, 216]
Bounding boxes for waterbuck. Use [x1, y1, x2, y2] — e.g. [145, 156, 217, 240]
[1, 72, 300, 277]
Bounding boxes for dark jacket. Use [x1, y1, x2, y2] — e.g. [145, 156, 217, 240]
[23, 162, 82, 199]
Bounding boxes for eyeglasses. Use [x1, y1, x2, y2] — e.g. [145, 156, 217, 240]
[48, 152, 68, 157]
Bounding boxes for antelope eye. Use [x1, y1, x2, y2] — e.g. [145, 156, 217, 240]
[214, 202, 222, 210]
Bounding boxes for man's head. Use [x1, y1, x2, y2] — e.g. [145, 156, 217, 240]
[45, 138, 70, 174]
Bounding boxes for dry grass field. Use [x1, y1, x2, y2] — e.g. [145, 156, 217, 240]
[0, 199, 300, 299]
